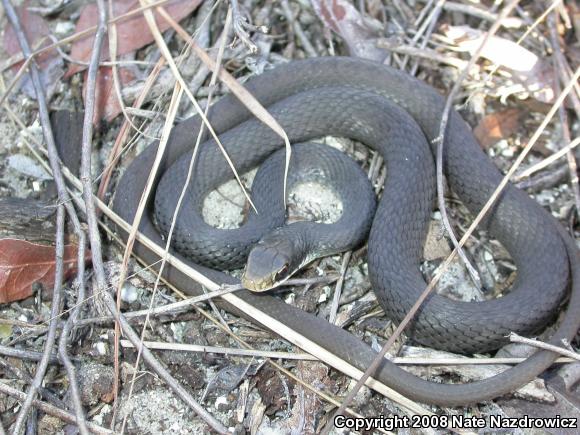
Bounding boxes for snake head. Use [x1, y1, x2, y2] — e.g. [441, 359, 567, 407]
[241, 231, 299, 292]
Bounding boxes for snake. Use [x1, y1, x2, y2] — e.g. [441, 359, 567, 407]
[154, 140, 378, 290]
[112, 57, 580, 406]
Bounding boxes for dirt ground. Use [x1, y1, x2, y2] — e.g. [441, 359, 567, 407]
[1, 0, 580, 434]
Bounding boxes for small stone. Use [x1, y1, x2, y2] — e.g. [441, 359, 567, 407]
[120, 283, 139, 304]
[501, 147, 514, 158]
[77, 362, 115, 405]
[93, 341, 108, 355]
[215, 395, 229, 411]
[7, 154, 52, 180]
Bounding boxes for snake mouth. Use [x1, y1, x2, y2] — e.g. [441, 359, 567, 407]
[241, 239, 295, 292]
[240, 274, 276, 292]
[241, 261, 292, 292]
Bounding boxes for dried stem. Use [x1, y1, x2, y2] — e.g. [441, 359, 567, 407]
[0, 344, 62, 363]
[0, 382, 112, 435]
[57, 230, 89, 435]
[1, 1, 84, 432]
[11, 206, 65, 434]
[509, 333, 580, 361]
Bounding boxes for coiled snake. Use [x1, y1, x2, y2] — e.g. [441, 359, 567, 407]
[112, 57, 580, 406]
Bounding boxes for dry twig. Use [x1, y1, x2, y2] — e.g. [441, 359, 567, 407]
[0, 382, 112, 435]
[509, 333, 580, 361]
[1, 0, 89, 432]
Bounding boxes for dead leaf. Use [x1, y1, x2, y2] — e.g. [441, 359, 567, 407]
[443, 25, 557, 103]
[66, 0, 203, 77]
[2, 1, 63, 99]
[0, 239, 87, 304]
[279, 361, 330, 433]
[474, 108, 522, 149]
[255, 366, 290, 415]
[311, 0, 386, 61]
[84, 66, 136, 124]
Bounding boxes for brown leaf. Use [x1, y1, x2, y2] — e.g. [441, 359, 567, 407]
[311, 0, 386, 61]
[474, 108, 522, 149]
[0, 239, 86, 304]
[3, 1, 63, 99]
[84, 66, 136, 124]
[66, 0, 203, 77]
[444, 26, 557, 103]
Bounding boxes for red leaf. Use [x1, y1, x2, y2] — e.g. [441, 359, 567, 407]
[3, 1, 63, 99]
[84, 66, 136, 124]
[474, 108, 522, 149]
[66, 0, 203, 77]
[0, 239, 87, 304]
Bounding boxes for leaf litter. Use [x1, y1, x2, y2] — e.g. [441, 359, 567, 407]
[0, 0, 579, 433]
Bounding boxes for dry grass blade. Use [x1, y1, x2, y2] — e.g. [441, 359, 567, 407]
[548, 10, 580, 216]
[117, 82, 184, 434]
[118, 340, 578, 365]
[433, 0, 526, 289]
[96, 56, 166, 200]
[157, 7, 294, 205]
[97, 0, 218, 199]
[120, 340, 319, 360]
[472, 0, 562, 96]
[0, 56, 32, 108]
[515, 137, 580, 180]
[137, 0, 257, 212]
[88, 285, 240, 321]
[0, 34, 56, 107]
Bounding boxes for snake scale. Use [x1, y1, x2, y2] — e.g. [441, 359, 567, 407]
[112, 57, 580, 406]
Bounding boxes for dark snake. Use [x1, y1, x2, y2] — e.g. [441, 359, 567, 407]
[112, 57, 580, 406]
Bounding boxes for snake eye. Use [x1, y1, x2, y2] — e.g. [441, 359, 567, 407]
[276, 263, 289, 279]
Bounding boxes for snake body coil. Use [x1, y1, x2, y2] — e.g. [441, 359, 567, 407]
[113, 57, 580, 406]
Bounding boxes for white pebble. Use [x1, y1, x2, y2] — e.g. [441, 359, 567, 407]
[93, 342, 108, 355]
[215, 395, 228, 409]
[121, 284, 139, 304]
[501, 147, 514, 158]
